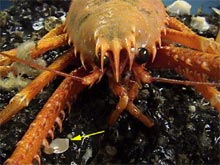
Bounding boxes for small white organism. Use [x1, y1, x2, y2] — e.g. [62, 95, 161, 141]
[190, 16, 210, 32]
[166, 0, 192, 15]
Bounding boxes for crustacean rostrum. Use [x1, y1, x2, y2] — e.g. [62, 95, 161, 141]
[0, 0, 220, 164]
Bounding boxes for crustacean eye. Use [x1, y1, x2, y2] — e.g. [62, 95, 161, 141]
[94, 52, 110, 68]
[135, 47, 150, 64]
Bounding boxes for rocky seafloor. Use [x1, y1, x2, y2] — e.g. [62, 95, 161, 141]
[0, 0, 220, 164]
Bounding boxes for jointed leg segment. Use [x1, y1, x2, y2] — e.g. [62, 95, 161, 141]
[5, 66, 89, 165]
[0, 50, 76, 125]
[108, 74, 154, 127]
[164, 17, 220, 55]
[0, 24, 67, 66]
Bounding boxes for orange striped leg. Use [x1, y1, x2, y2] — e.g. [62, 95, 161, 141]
[0, 49, 17, 65]
[167, 17, 195, 34]
[0, 50, 75, 125]
[0, 66, 15, 77]
[164, 29, 220, 55]
[176, 67, 220, 112]
[0, 34, 67, 81]
[41, 24, 65, 39]
[5, 67, 88, 165]
[0, 24, 67, 65]
[155, 46, 220, 112]
[29, 24, 67, 58]
[157, 45, 220, 81]
[31, 34, 67, 58]
[164, 18, 220, 55]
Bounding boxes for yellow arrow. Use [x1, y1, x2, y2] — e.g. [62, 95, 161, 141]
[71, 130, 105, 141]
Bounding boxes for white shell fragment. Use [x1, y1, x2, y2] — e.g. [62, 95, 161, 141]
[32, 18, 44, 31]
[57, 11, 66, 23]
[166, 0, 192, 15]
[48, 138, 70, 154]
[212, 7, 220, 16]
[188, 105, 196, 113]
[190, 16, 210, 32]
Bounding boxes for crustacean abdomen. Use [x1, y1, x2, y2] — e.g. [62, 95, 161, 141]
[65, 0, 167, 81]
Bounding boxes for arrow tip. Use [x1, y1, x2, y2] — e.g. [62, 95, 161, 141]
[71, 135, 82, 141]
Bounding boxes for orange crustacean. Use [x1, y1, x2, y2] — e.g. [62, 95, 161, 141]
[0, 0, 220, 164]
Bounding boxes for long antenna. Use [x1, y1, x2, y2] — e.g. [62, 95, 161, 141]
[152, 77, 220, 87]
[0, 52, 83, 82]
[1, 52, 219, 87]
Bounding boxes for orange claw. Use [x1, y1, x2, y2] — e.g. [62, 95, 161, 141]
[5, 67, 88, 165]
[0, 50, 75, 125]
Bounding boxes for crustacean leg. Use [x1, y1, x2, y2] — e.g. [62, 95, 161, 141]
[154, 46, 220, 111]
[166, 17, 195, 34]
[4, 66, 103, 164]
[4, 67, 86, 165]
[0, 23, 74, 125]
[177, 67, 220, 111]
[133, 49, 220, 112]
[0, 24, 67, 83]
[164, 17, 220, 55]
[0, 24, 67, 66]
[151, 45, 220, 81]
[0, 50, 76, 125]
[0, 66, 14, 77]
[0, 48, 17, 77]
[108, 73, 154, 127]
[0, 49, 16, 66]
[216, 30, 220, 43]
[153, 17, 220, 111]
